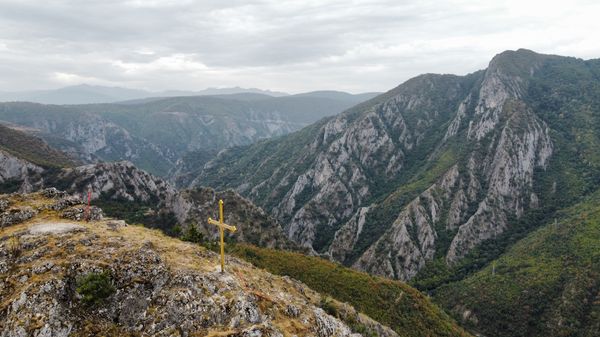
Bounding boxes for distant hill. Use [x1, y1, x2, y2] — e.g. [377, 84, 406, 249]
[0, 84, 151, 105]
[292, 90, 381, 102]
[0, 84, 291, 105]
[173, 86, 289, 97]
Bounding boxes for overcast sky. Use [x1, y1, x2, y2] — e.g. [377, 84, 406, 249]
[1, 0, 599, 94]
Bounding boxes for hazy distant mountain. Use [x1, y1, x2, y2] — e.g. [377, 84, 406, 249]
[0, 84, 151, 105]
[292, 90, 381, 102]
[177, 86, 289, 97]
[0, 91, 376, 176]
[0, 84, 291, 105]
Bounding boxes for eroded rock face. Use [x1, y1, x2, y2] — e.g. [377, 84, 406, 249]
[0, 191, 393, 337]
[0, 150, 44, 193]
[353, 51, 554, 279]
[327, 206, 371, 262]
[353, 99, 553, 279]
[55, 161, 178, 204]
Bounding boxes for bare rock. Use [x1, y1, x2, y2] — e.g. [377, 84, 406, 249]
[106, 220, 127, 231]
[40, 188, 67, 199]
[0, 207, 37, 228]
[61, 206, 103, 221]
[0, 198, 9, 212]
[49, 196, 82, 211]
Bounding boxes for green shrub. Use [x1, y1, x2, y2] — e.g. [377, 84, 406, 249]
[76, 271, 116, 305]
[181, 223, 204, 243]
[319, 296, 338, 317]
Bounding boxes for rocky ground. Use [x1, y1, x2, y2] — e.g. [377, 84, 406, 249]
[0, 189, 396, 336]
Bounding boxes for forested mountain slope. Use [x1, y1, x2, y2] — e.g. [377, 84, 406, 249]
[433, 188, 600, 337]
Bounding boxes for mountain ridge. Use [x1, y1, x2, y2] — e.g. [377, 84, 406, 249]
[0, 84, 290, 104]
[0, 84, 382, 105]
[190, 48, 600, 283]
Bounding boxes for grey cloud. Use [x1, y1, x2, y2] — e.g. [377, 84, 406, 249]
[0, 0, 599, 93]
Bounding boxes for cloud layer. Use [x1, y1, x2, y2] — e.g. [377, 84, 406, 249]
[1, 0, 599, 93]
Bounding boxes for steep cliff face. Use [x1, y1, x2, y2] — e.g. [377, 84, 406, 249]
[0, 190, 395, 337]
[353, 66, 554, 280]
[0, 150, 44, 193]
[193, 49, 600, 281]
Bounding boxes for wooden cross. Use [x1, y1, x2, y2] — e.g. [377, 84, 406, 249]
[208, 199, 237, 273]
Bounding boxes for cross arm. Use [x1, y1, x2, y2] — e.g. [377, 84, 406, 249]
[208, 217, 237, 232]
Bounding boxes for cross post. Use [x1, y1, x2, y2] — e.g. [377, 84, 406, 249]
[208, 199, 237, 273]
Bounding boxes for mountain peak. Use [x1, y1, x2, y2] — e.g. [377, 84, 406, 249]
[487, 48, 548, 77]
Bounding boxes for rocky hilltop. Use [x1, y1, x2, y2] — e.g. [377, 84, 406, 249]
[193, 49, 600, 281]
[0, 189, 398, 336]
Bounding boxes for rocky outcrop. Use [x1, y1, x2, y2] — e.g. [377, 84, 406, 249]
[0, 191, 393, 337]
[0, 207, 37, 228]
[168, 187, 291, 249]
[52, 161, 178, 203]
[0, 150, 44, 193]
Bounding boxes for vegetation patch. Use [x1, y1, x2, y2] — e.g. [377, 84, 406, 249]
[228, 244, 472, 337]
[432, 189, 600, 337]
[0, 124, 75, 168]
[76, 271, 116, 306]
